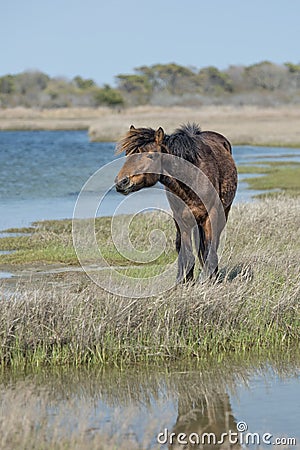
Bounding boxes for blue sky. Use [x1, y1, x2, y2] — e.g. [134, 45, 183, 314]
[1, 0, 299, 86]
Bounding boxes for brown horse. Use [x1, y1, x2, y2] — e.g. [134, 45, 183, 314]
[115, 123, 237, 283]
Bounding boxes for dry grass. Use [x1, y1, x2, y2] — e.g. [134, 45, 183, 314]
[1, 105, 300, 146]
[0, 197, 299, 367]
[0, 106, 109, 131]
[88, 105, 300, 146]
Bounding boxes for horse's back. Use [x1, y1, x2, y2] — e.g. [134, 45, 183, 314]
[199, 130, 237, 208]
[199, 130, 232, 154]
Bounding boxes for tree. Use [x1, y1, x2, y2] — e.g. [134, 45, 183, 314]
[15, 71, 50, 94]
[284, 62, 300, 74]
[73, 76, 96, 89]
[0, 75, 15, 94]
[116, 74, 152, 104]
[94, 85, 124, 107]
[244, 61, 286, 91]
[198, 66, 233, 94]
[136, 63, 199, 96]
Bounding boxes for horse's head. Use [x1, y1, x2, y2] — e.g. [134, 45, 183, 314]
[115, 125, 165, 195]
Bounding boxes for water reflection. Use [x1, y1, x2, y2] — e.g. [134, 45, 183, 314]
[0, 357, 299, 449]
[170, 391, 239, 449]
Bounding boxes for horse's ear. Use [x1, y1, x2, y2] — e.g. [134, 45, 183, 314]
[155, 127, 164, 145]
[130, 125, 136, 131]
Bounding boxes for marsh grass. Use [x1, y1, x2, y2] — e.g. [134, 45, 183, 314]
[238, 161, 300, 196]
[0, 212, 176, 267]
[0, 197, 300, 367]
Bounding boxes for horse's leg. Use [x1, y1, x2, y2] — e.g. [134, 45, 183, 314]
[199, 212, 221, 282]
[199, 202, 232, 282]
[174, 220, 181, 255]
[175, 221, 195, 284]
[179, 228, 195, 283]
[194, 223, 206, 268]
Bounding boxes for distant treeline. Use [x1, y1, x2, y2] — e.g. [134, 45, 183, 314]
[1, 61, 300, 108]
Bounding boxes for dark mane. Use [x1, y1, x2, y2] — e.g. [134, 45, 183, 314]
[166, 122, 202, 164]
[116, 127, 156, 155]
[116, 123, 203, 163]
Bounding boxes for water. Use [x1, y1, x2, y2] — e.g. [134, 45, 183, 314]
[0, 130, 116, 229]
[0, 360, 299, 448]
[1, 130, 300, 230]
[0, 271, 13, 279]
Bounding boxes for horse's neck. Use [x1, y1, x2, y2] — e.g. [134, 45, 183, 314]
[159, 174, 191, 204]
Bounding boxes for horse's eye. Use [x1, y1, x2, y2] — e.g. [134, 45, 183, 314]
[147, 153, 154, 159]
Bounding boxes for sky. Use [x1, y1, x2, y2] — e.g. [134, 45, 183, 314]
[1, 0, 300, 86]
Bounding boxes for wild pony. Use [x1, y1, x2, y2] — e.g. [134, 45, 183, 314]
[115, 123, 237, 283]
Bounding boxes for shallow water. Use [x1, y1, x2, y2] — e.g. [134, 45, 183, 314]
[1, 130, 300, 230]
[0, 359, 299, 448]
[0, 271, 13, 279]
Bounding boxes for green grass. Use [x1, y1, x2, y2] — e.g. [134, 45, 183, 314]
[0, 197, 300, 368]
[0, 213, 176, 267]
[238, 161, 300, 196]
[0, 221, 76, 264]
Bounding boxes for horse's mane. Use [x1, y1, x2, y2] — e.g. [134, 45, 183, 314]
[116, 127, 156, 155]
[116, 122, 202, 164]
[166, 123, 202, 165]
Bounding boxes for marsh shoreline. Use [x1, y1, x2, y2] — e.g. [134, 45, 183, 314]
[1, 105, 300, 147]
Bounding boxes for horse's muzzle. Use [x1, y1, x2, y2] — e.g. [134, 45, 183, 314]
[115, 176, 131, 194]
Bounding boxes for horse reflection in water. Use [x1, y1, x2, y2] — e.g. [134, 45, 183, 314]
[115, 123, 237, 283]
[168, 391, 240, 449]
